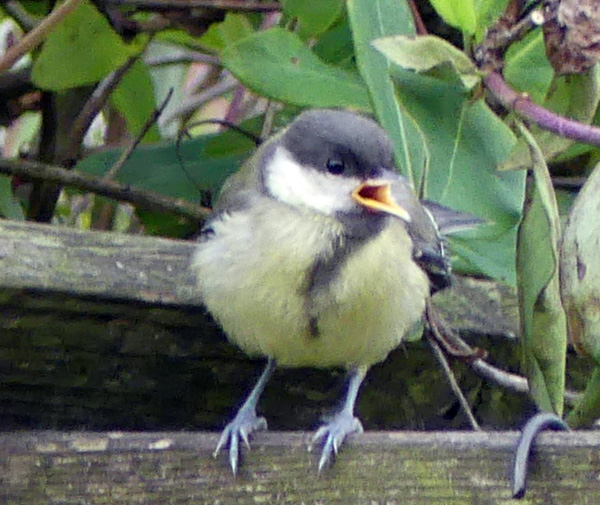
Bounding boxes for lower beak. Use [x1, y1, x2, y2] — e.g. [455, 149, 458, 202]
[352, 180, 411, 222]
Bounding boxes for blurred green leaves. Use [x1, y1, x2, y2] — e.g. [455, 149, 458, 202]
[76, 131, 256, 204]
[384, 63, 523, 283]
[347, 0, 425, 183]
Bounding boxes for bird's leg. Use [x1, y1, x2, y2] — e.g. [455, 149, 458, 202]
[214, 358, 276, 475]
[310, 366, 367, 472]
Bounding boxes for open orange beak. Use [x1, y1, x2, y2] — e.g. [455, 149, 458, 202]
[352, 180, 411, 222]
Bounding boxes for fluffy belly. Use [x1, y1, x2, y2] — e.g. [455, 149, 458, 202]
[193, 212, 429, 368]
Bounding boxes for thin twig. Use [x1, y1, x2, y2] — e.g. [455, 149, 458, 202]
[104, 89, 174, 181]
[260, 101, 278, 140]
[3, 1, 39, 31]
[426, 332, 481, 430]
[162, 73, 238, 125]
[427, 300, 484, 359]
[0, 157, 211, 221]
[0, 0, 84, 74]
[223, 82, 248, 124]
[552, 176, 587, 190]
[406, 0, 428, 36]
[100, 0, 281, 11]
[67, 54, 141, 163]
[427, 300, 581, 407]
[180, 119, 261, 145]
[145, 52, 220, 67]
[484, 71, 600, 147]
[173, 117, 259, 196]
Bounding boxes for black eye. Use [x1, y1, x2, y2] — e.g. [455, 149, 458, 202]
[326, 158, 345, 175]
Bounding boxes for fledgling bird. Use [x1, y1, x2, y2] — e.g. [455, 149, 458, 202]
[191, 109, 460, 474]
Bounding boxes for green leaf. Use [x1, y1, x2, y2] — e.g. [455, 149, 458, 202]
[110, 60, 160, 143]
[75, 133, 256, 203]
[389, 68, 524, 283]
[373, 35, 480, 90]
[567, 368, 600, 428]
[313, 15, 355, 68]
[0, 176, 24, 220]
[516, 123, 567, 416]
[32, 0, 133, 90]
[282, 0, 344, 36]
[221, 27, 371, 110]
[347, 0, 427, 183]
[504, 31, 553, 103]
[135, 208, 197, 238]
[561, 162, 600, 428]
[17, 1, 51, 16]
[561, 161, 600, 365]
[429, 0, 477, 34]
[199, 13, 254, 51]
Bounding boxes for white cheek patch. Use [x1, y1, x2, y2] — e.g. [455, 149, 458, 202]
[265, 146, 357, 215]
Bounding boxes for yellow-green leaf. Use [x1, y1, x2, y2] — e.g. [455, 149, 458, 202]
[32, 0, 133, 90]
[373, 35, 480, 90]
[429, 0, 477, 34]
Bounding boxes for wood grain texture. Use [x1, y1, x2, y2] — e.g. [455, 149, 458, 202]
[1, 430, 600, 504]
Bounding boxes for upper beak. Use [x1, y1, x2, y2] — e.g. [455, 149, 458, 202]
[352, 179, 411, 222]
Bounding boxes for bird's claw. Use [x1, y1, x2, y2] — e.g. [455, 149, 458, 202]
[213, 407, 268, 475]
[310, 412, 363, 472]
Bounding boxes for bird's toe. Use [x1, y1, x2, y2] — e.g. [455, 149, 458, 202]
[213, 407, 268, 474]
[310, 412, 363, 472]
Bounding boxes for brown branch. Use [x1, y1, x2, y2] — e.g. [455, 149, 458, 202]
[474, 7, 544, 72]
[0, 157, 211, 221]
[3, 1, 39, 31]
[407, 0, 428, 36]
[100, 0, 281, 11]
[67, 54, 141, 164]
[0, 0, 84, 74]
[484, 71, 600, 147]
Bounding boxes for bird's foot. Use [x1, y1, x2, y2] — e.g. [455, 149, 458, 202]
[214, 405, 268, 475]
[310, 411, 363, 472]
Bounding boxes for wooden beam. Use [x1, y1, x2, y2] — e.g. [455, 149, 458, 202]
[1, 430, 599, 504]
[0, 219, 198, 306]
[0, 219, 518, 332]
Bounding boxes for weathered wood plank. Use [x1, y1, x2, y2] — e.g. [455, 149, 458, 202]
[0, 219, 518, 333]
[1, 430, 599, 504]
[0, 219, 197, 305]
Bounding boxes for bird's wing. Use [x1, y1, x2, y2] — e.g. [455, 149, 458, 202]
[421, 201, 486, 236]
